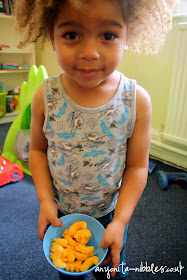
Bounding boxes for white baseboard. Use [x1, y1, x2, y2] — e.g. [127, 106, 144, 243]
[150, 129, 187, 170]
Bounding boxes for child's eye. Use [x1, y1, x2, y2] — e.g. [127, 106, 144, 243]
[103, 33, 116, 40]
[65, 32, 79, 40]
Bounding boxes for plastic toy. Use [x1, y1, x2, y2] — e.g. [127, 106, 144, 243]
[148, 161, 156, 175]
[0, 154, 23, 186]
[157, 171, 187, 190]
[2, 65, 48, 175]
[0, 90, 8, 117]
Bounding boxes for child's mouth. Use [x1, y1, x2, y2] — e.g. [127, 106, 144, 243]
[78, 69, 100, 79]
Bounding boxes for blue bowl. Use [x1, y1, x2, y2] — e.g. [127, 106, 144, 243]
[43, 213, 108, 276]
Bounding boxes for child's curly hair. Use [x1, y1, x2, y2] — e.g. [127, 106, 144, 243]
[14, 0, 176, 54]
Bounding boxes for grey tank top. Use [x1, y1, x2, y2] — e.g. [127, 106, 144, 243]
[43, 71, 136, 218]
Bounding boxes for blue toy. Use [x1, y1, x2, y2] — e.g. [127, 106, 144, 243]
[157, 171, 187, 190]
[148, 161, 156, 175]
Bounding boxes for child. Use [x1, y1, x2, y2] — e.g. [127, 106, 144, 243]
[15, 0, 175, 279]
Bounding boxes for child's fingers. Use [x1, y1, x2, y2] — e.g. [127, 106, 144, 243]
[99, 253, 112, 266]
[38, 228, 44, 240]
[110, 247, 120, 277]
[100, 239, 109, 249]
[99, 248, 111, 266]
[50, 217, 63, 228]
[38, 222, 49, 241]
[39, 218, 62, 241]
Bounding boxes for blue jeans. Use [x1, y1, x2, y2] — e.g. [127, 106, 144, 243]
[58, 211, 128, 280]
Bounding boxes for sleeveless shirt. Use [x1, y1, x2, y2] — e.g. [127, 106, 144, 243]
[43, 71, 136, 218]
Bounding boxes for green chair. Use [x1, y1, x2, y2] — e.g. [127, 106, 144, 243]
[2, 65, 48, 175]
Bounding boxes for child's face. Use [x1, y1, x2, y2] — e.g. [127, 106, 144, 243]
[51, 0, 128, 89]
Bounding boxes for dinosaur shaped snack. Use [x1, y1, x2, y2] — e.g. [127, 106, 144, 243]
[50, 221, 99, 272]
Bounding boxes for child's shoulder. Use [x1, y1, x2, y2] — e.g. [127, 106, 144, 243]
[31, 83, 45, 115]
[136, 84, 152, 118]
[33, 83, 44, 102]
[33, 75, 58, 101]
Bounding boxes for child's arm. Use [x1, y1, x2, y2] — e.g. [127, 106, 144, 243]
[100, 85, 152, 276]
[29, 85, 62, 240]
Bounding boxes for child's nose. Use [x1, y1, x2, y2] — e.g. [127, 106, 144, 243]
[79, 39, 100, 61]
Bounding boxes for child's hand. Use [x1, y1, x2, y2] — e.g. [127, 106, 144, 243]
[100, 220, 126, 277]
[38, 200, 62, 240]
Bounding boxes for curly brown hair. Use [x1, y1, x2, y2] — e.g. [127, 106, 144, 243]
[14, 0, 176, 54]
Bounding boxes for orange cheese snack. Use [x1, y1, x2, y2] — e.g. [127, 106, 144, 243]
[50, 221, 99, 273]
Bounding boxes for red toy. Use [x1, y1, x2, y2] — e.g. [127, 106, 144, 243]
[0, 154, 23, 186]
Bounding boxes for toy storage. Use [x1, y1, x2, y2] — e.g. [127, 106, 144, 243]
[0, 14, 35, 124]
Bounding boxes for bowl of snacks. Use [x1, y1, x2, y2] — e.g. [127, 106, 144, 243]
[43, 213, 108, 276]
